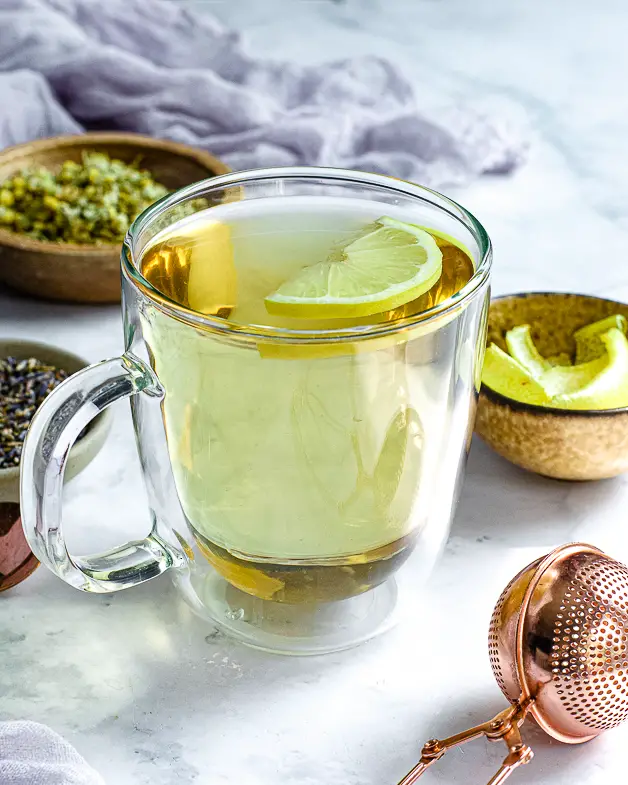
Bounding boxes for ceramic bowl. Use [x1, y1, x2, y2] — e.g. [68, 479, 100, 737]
[0, 133, 230, 304]
[474, 292, 628, 481]
[0, 338, 111, 504]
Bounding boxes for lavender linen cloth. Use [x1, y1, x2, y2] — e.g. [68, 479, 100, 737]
[0, 0, 524, 185]
[0, 722, 104, 785]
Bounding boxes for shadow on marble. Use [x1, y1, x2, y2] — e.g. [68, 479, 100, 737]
[453, 437, 628, 551]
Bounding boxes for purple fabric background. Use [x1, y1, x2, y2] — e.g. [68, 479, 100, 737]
[0, 0, 525, 185]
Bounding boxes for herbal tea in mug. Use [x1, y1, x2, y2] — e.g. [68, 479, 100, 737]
[21, 168, 491, 654]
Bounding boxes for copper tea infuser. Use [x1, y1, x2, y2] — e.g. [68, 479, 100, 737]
[398, 543, 628, 784]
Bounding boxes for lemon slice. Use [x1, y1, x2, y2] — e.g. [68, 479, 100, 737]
[383, 216, 473, 259]
[264, 216, 443, 319]
[553, 328, 628, 409]
[482, 344, 550, 405]
[186, 221, 236, 315]
[574, 314, 628, 363]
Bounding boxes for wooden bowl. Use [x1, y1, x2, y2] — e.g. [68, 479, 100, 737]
[0, 338, 111, 504]
[475, 292, 628, 481]
[0, 133, 230, 303]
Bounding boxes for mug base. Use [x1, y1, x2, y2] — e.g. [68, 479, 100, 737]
[174, 569, 398, 655]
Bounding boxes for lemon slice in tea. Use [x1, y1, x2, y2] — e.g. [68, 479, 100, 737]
[186, 221, 237, 316]
[383, 216, 473, 259]
[264, 216, 443, 319]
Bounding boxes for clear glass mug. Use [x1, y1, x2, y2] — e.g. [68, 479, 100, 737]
[20, 167, 491, 654]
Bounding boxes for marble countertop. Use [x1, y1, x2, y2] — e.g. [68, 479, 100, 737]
[3, 0, 628, 783]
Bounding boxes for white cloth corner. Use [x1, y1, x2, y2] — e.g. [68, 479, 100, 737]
[0, 722, 104, 785]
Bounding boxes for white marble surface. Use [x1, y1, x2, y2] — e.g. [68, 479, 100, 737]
[3, 0, 628, 783]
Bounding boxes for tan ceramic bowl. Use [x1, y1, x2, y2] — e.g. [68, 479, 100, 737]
[0, 133, 230, 304]
[0, 338, 111, 504]
[475, 292, 628, 481]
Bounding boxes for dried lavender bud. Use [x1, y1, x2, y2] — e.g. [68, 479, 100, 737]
[0, 357, 70, 469]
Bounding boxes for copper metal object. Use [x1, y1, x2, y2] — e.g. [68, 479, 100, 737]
[398, 543, 628, 784]
[0, 503, 39, 591]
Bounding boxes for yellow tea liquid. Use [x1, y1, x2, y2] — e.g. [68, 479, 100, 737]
[139, 197, 473, 602]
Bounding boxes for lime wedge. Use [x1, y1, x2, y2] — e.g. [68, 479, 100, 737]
[505, 325, 571, 377]
[264, 216, 443, 319]
[482, 344, 550, 405]
[574, 314, 628, 363]
[505, 324, 550, 378]
[539, 355, 608, 397]
[483, 319, 628, 410]
[504, 322, 620, 399]
[553, 328, 628, 409]
[545, 353, 571, 367]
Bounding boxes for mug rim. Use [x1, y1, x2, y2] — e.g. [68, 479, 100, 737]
[121, 166, 492, 344]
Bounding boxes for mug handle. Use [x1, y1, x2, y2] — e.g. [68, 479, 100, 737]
[20, 354, 181, 593]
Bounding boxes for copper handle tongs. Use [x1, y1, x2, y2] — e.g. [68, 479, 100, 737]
[398, 703, 534, 785]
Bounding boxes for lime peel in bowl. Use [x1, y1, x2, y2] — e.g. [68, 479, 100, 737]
[553, 328, 628, 409]
[575, 314, 628, 363]
[482, 343, 551, 406]
[482, 315, 628, 410]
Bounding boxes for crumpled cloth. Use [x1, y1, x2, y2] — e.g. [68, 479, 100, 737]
[0, 0, 525, 186]
[0, 722, 104, 785]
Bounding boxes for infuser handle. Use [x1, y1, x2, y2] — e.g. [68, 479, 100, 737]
[486, 746, 533, 785]
[20, 355, 183, 593]
[396, 704, 533, 785]
[397, 723, 487, 784]
[396, 761, 432, 784]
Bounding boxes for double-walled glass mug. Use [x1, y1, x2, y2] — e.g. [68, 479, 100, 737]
[20, 168, 491, 655]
